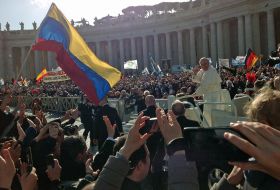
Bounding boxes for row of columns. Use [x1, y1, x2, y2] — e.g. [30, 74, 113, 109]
[216, 8, 275, 60]
[93, 8, 276, 71]
[6, 48, 58, 78]
[2, 9, 276, 78]
[95, 31, 188, 72]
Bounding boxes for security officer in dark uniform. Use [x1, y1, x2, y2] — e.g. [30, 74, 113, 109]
[93, 96, 123, 150]
[78, 95, 96, 146]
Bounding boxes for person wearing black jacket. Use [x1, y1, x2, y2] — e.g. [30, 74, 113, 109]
[78, 96, 95, 146]
[93, 97, 123, 150]
[142, 95, 167, 190]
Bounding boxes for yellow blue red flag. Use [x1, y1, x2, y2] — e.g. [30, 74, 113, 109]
[32, 3, 121, 104]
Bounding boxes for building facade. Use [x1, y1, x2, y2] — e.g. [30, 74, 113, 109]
[0, 0, 280, 79]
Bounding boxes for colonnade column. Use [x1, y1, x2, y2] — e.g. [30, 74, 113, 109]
[21, 47, 27, 76]
[190, 28, 196, 66]
[245, 14, 253, 51]
[238, 16, 245, 55]
[154, 34, 159, 63]
[177, 30, 184, 65]
[142, 36, 148, 68]
[210, 23, 217, 65]
[108, 40, 113, 66]
[95, 42, 100, 58]
[166, 32, 171, 60]
[131, 38, 136, 60]
[34, 51, 41, 74]
[217, 21, 224, 59]
[119, 39, 124, 72]
[267, 9, 276, 55]
[202, 25, 208, 57]
[7, 47, 14, 78]
[253, 13, 261, 54]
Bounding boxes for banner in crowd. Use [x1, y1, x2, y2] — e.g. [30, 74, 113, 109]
[232, 56, 245, 67]
[51, 66, 62, 72]
[32, 3, 121, 104]
[43, 74, 70, 83]
[219, 59, 230, 67]
[0, 78, 4, 86]
[142, 67, 149, 75]
[124, 60, 138, 70]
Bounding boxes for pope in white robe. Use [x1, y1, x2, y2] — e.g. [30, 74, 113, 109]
[192, 58, 223, 127]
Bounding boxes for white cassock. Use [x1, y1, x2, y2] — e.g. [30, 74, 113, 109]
[193, 66, 223, 127]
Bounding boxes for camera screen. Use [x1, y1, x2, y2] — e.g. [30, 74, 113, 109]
[184, 128, 250, 162]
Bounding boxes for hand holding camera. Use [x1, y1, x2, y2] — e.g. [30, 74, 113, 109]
[156, 108, 182, 144]
[18, 161, 38, 190]
[45, 156, 61, 182]
[103, 115, 116, 138]
[0, 149, 16, 189]
[17, 121, 26, 142]
[119, 112, 151, 160]
[225, 122, 280, 180]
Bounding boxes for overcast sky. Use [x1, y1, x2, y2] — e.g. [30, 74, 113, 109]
[0, 0, 188, 30]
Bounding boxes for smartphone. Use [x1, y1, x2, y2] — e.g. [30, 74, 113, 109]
[22, 147, 33, 174]
[45, 154, 55, 168]
[139, 117, 157, 135]
[183, 127, 251, 162]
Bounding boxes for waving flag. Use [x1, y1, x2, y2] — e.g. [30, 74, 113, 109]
[244, 49, 258, 71]
[36, 68, 48, 82]
[32, 3, 121, 104]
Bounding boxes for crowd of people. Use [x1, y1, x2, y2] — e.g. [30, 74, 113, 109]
[1, 50, 280, 190]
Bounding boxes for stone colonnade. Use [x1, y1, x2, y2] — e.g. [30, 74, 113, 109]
[2, 3, 279, 79]
[91, 8, 277, 72]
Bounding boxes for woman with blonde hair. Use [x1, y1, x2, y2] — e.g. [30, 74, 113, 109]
[245, 89, 280, 130]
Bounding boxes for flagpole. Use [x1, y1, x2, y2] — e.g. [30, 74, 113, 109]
[11, 44, 33, 91]
[15, 45, 33, 82]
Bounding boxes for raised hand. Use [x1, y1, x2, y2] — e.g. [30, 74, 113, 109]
[17, 122, 26, 141]
[46, 159, 62, 182]
[85, 158, 99, 178]
[0, 94, 12, 111]
[156, 108, 183, 144]
[34, 125, 49, 142]
[0, 149, 16, 189]
[119, 112, 151, 160]
[19, 162, 38, 190]
[103, 116, 116, 138]
[224, 122, 280, 180]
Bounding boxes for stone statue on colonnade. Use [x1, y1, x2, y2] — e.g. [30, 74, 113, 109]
[5, 22, 10, 31]
[32, 21, 37, 30]
[19, 22, 24, 30]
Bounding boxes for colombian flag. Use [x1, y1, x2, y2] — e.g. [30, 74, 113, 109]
[244, 48, 258, 71]
[32, 3, 121, 104]
[36, 68, 48, 82]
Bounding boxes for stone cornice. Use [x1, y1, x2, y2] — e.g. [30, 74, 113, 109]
[1, 0, 280, 44]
